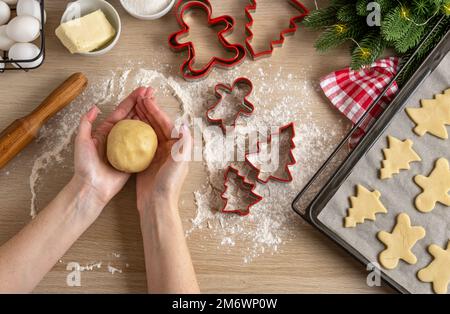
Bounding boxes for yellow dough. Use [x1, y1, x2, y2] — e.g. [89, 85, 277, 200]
[344, 185, 387, 228]
[380, 136, 421, 180]
[107, 120, 158, 173]
[418, 241, 450, 294]
[406, 89, 450, 139]
[377, 213, 425, 270]
[414, 158, 450, 213]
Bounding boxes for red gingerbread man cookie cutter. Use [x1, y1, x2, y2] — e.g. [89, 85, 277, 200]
[206, 77, 255, 132]
[168, 0, 246, 81]
[245, 0, 309, 60]
[220, 166, 263, 216]
[245, 123, 297, 183]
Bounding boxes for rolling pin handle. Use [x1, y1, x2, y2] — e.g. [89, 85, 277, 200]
[0, 72, 88, 170]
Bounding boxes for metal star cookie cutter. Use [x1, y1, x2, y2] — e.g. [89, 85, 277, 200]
[168, 0, 246, 81]
[206, 77, 255, 132]
[221, 165, 263, 216]
[245, 122, 297, 183]
[245, 0, 309, 60]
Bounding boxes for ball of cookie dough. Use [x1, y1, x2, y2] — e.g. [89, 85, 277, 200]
[107, 120, 158, 173]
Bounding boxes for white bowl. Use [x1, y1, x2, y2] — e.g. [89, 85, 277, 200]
[120, 0, 175, 20]
[60, 0, 121, 56]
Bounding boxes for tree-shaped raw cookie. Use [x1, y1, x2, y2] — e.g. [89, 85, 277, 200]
[418, 241, 450, 294]
[380, 136, 421, 180]
[406, 90, 450, 139]
[377, 213, 426, 270]
[414, 158, 450, 213]
[344, 185, 387, 228]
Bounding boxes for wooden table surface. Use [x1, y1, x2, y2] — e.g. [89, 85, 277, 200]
[0, 0, 392, 293]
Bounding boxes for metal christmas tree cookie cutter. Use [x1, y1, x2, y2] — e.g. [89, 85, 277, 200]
[245, 122, 297, 183]
[220, 165, 263, 216]
[245, 0, 309, 60]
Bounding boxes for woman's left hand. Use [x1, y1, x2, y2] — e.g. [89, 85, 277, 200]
[73, 87, 147, 206]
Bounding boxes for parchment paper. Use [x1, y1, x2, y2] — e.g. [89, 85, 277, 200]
[318, 51, 450, 294]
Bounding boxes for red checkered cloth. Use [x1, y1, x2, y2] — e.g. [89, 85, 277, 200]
[320, 57, 400, 147]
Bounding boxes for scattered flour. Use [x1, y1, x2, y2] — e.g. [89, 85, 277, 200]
[28, 58, 339, 264]
[221, 237, 235, 246]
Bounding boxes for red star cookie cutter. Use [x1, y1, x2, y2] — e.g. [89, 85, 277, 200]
[221, 166, 263, 216]
[168, 0, 246, 81]
[245, 0, 309, 60]
[206, 77, 255, 132]
[245, 122, 297, 183]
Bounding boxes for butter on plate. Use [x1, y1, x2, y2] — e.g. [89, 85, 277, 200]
[56, 10, 116, 54]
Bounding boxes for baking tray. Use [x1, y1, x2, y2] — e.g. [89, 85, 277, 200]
[292, 23, 450, 293]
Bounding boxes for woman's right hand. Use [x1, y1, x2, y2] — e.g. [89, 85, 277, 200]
[135, 88, 192, 213]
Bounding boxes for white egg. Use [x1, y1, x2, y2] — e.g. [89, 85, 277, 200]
[17, 0, 44, 22]
[0, 1, 11, 25]
[8, 42, 42, 68]
[6, 15, 40, 42]
[0, 25, 14, 50]
[2, 0, 17, 6]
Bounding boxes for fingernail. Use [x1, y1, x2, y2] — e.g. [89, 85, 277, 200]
[91, 105, 100, 113]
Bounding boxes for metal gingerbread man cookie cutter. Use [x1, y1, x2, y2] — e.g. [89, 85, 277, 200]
[168, 0, 246, 81]
[206, 77, 255, 132]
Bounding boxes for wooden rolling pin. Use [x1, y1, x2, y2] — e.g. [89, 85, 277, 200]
[0, 72, 88, 169]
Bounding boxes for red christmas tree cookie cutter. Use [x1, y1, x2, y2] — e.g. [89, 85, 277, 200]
[206, 77, 255, 132]
[220, 166, 263, 216]
[245, 122, 297, 183]
[245, 0, 309, 60]
[168, 0, 246, 81]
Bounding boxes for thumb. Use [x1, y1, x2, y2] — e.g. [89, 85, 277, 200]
[77, 106, 99, 142]
[170, 123, 192, 163]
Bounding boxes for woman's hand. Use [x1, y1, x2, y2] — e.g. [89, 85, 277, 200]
[73, 87, 147, 207]
[134, 89, 199, 293]
[135, 88, 192, 213]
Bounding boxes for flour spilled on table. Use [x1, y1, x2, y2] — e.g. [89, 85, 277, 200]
[29, 59, 337, 264]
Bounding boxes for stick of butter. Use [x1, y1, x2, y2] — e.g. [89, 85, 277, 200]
[55, 10, 116, 54]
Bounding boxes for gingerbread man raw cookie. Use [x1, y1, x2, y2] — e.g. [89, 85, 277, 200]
[414, 157, 450, 213]
[418, 241, 450, 294]
[377, 213, 426, 269]
[344, 185, 387, 228]
[406, 89, 450, 139]
[380, 135, 421, 180]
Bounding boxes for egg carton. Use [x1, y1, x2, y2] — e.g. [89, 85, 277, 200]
[0, 0, 45, 72]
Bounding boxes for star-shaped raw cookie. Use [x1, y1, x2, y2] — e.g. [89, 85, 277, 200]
[418, 241, 450, 294]
[414, 158, 450, 213]
[377, 213, 426, 269]
[344, 185, 387, 228]
[406, 89, 450, 139]
[380, 136, 421, 180]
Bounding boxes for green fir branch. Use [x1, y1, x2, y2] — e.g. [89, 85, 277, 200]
[351, 32, 384, 69]
[303, 7, 339, 28]
[381, 6, 412, 41]
[394, 23, 426, 53]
